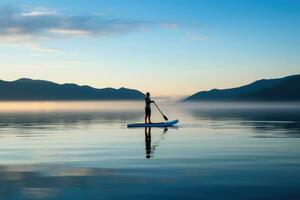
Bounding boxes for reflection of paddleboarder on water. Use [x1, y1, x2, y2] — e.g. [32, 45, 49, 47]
[145, 92, 154, 124]
[145, 127, 152, 159]
[144, 127, 168, 159]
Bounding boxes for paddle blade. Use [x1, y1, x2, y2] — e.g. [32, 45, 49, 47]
[163, 115, 168, 121]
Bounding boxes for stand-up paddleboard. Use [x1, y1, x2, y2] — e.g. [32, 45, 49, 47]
[127, 119, 179, 128]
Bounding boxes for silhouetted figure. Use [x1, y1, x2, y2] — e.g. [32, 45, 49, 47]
[145, 92, 154, 124]
[145, 127, 152, 159]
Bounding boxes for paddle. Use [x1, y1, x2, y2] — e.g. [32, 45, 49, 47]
[154, 102, 168, 121]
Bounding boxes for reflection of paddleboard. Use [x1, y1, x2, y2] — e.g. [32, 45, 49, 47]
[127, 119, 179, 128]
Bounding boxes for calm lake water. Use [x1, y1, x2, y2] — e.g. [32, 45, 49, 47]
[0, 101, 300, 200]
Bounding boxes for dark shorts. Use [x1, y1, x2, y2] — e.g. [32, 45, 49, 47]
[145, 107, 151, 116]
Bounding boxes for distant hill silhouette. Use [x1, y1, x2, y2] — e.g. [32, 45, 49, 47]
[185, 74, 300, 102]
[0, 78, 144, 100]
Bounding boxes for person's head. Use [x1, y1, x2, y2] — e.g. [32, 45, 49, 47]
[146, 92, 150, 97]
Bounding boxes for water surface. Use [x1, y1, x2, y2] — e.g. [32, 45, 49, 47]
[0, 101, 300, 200]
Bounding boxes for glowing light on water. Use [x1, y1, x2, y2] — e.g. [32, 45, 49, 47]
[0, 101, 144, 112]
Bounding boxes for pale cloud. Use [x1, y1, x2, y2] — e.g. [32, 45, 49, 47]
[26, 43, 63, 53]
[1, 42, 64, 54]
[27, 44, 80, 56]
[0, 34, 34, 44]
[0, 5, 204, 54]
[48, 29, 91, 37]
[0, 5, 149, 54]
[0, 5, 147, 42]
[21, 7, 59, 17]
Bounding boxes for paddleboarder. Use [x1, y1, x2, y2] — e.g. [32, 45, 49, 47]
[145, 92, 154, 124]
[127, 93, 175, 128]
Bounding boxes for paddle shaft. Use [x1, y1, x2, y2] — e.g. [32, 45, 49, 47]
[154, 102, 168, 121]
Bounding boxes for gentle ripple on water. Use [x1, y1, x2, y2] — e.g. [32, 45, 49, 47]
[0, 101, 300, 200]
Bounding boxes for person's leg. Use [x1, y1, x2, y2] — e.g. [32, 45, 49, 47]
[149, 109, 152, 123]
[145, 108, 148, 123]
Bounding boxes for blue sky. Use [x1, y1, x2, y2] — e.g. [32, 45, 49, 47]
[0, 0, 299, 96]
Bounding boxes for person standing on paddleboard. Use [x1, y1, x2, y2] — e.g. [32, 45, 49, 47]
[145, 92, 154, 124]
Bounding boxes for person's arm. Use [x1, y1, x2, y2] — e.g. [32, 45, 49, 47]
[146, 98, 154, 104]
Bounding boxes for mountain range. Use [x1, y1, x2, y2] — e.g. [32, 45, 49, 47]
[0, 78, 144, 100]
[185, 74, 300, 102]
[1, 74, 299, 101]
